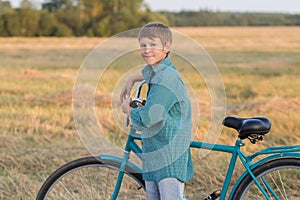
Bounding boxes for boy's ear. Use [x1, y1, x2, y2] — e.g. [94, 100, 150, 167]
[163, 42, 171, 52]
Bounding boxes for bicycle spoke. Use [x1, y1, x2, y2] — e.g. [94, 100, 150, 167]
[77, 169, 92, 198]
[260, 178, 273, 199]
[37, 157, 145, 200]
[260, 176, 279, 200]
[88, 170, 94, 199]
[58, 180, 77, 200]
[276, 170, 288, 199]
[269, 172, 286, 199]
[104, 168, 110, 199]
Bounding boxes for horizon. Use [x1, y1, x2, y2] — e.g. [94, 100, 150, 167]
[7, 0, 300, 14]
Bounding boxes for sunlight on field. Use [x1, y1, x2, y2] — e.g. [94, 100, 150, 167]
[0, 27, 300, 199]
[174, 26, 300, 51]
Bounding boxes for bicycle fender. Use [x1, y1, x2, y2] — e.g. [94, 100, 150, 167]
[99, 154, 142, 174]
[229, 152, 300, 199]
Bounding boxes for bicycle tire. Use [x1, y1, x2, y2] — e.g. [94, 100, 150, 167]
[36, 156, 145, 200]
[232, 157, 300, 200]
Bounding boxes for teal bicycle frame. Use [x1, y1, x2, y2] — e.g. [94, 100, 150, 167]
[100, 128, 300, 200]
[190, 141, 300, 200]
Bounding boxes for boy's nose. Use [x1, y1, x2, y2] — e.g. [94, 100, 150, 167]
[142, 47, 151, 53]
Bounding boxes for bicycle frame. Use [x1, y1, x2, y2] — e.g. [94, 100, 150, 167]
[100, 128, 143, 200]
[100, 80, 300, 199]
[100, 127, 300, 200]
[229, 144, 300, 200]
[191, 140, 300, 200]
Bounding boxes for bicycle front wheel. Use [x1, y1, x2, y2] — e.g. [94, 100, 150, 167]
[37, 156, 145, 200]
[233, 157, 300, 200]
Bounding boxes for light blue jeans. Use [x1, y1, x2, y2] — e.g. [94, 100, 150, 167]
[145, 178, 185, 200]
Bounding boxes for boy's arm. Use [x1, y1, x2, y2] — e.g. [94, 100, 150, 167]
[130, 83, 177, 130]
[120, 75, 144, 103]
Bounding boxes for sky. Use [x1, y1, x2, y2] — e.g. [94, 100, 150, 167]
[8, 0, 300, 14]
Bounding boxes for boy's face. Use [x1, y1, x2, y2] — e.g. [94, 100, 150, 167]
[139, 37, 170, 67]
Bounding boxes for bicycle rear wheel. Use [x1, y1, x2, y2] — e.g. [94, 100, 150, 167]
[37, 156, 145, 200]
[233, 157, 300, 200]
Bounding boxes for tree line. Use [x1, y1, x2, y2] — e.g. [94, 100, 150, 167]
[0, 0, 167, 36]
[161, 11, 300, 26]
[0, 0, 300, 37]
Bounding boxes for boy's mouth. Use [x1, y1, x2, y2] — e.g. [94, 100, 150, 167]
[143, 55, 153, 60]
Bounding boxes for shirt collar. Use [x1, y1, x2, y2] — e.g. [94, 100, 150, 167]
[153, 56, 172, 73]
[142, 56, 173, 83]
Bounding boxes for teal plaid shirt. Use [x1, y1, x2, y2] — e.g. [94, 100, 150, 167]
[130, 56, 194, 182]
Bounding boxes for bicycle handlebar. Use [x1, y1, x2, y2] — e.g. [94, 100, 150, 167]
[126, 80, 147, 126]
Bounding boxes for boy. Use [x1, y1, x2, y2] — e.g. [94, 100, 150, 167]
[121, 22, 193, 200]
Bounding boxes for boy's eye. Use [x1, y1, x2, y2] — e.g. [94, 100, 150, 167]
[139, 43, 160, 49]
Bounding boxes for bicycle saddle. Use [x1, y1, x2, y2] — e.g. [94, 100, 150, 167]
[222, 116, 271, 141]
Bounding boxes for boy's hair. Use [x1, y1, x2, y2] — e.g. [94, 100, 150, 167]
[138, 22, 172, 46]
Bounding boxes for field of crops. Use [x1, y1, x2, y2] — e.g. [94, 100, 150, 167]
[1, 27, 300, 199]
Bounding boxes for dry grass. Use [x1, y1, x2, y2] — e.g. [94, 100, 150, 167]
[0, 27, 300, 199]
[0, 37, 104, 50]
[174, 26, 300, 51]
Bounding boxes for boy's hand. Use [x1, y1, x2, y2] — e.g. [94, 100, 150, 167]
[121, 97, 133, 116]
[120, 80, 134, 103]
[120, 75, 144, 103]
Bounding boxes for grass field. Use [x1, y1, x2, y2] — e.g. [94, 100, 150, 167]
[1, 27, 300, 199]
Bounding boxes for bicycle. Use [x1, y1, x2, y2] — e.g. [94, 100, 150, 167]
[37, 80, 300, 200]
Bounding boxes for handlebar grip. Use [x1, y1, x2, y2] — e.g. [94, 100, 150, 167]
[130, 99, 146, 108]
[130, 101, 139, 108]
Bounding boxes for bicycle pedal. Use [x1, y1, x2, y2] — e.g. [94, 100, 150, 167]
[204, 189, 221, 200]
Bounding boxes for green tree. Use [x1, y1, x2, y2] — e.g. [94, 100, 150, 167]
[53, 23, 73, 36]
[37, 10, 58, 36]
[0, 1, 13, 36]
[90, 0, 168, 36]
[79, 0, 104, 20]
[88, 15, 111, 36]
[1, 0, 170, 37]
[20, 0, 35, 9]
[43, 0, 88, 36]
[42, 0, 74, 11]
[19, 8, 40, 36]
[0, 0, 12, 14]
[54, 6, 83, 36]
[1, 11, 21, 36]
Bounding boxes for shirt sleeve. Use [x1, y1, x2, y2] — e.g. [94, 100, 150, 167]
[130, 83, 177, 130]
